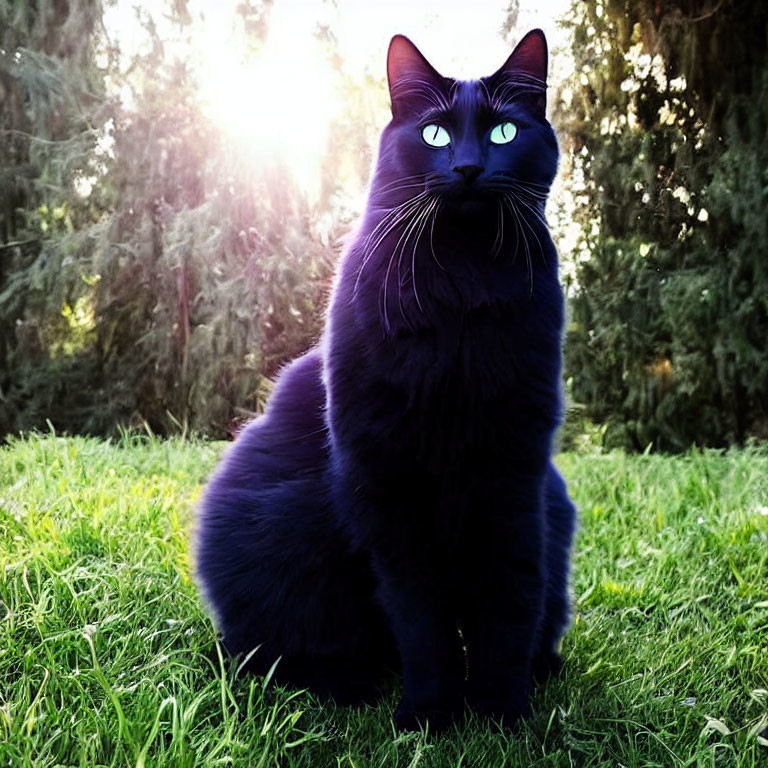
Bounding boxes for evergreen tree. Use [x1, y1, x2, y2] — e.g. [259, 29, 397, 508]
[557, 0, 768, 449]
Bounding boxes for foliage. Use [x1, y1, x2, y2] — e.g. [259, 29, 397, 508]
[0, 0, 108, 434]
[2, 433, 767, 765]
[0, 0, 340, 438]
[5, 0, 767, 446]
[557, 0, 768, 450]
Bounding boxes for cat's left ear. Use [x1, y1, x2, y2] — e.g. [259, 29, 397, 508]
[387, 35, 451, 119]
[486, 29, 549, 117]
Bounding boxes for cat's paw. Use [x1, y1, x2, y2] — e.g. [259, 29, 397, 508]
[394, 699, 462, 733]
[531, 649, 563, 684]
[468, 695, 530, 729]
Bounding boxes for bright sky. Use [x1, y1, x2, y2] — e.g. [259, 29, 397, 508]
[328, 0, 572, 79]
[105, 0, 574, 198]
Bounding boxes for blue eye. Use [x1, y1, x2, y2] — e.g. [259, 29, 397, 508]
[490, 122, 518, 144]
[422, 124, 451, 147]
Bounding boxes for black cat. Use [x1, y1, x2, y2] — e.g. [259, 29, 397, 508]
[196, 29, 576, 731]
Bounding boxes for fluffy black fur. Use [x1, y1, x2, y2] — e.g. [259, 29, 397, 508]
[196, 29, 577, 731]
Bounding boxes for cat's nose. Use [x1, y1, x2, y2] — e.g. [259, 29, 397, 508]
[453, 164, 483, 184]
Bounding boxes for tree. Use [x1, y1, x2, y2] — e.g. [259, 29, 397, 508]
[0, 0, 337, 437]
[557, 0, 768, 450]
[0, 0, 110, 435]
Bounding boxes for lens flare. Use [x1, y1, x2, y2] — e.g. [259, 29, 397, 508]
[195, 1, 340, 199]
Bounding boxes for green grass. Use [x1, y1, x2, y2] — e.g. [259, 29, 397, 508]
[1, 433, 767, 767]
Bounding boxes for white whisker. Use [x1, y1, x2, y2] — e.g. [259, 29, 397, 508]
[503, 195, 533, 295]
[409, 198, 438, 314]
[491, 198, 504, 260]
[380, 196, 433, 331]
[353, 192, 431, 296]
[428, 200, 445, 271]
[391, 199, 431, 327]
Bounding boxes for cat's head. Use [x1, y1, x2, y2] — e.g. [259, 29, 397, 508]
[375, 30, 558, 215]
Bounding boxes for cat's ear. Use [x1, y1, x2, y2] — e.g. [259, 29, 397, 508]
[387, 35, 451, 119]
[486, 29, 549, 117]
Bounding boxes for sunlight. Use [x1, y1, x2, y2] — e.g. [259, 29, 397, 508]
[102, 0, 572, 203]
[195, 1, 340, 199]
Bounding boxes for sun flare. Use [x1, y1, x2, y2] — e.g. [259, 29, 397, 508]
[195, 1, 341, 199]
[103, 0, 571, 203]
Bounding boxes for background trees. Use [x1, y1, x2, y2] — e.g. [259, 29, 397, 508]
[558, 0, 768, 449]
[1, 0, 109, 434]
[1, 0, 766, 449]
[0, 0, 346, 436]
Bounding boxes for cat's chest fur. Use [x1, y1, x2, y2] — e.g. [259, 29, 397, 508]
[326, 275, 561, 476]
[333, 233, 560, 385]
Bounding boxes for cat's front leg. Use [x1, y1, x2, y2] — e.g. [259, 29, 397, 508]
[372, 554, 465, 732]
[461, 488, 546, 727]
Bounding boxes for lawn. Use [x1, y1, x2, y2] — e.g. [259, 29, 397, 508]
[1, 433, 766, 767]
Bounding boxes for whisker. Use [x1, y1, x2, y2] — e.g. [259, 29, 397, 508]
[428, 200, 445, 271]
[381, 196, 432, 331]
[512, 194, 545, 257]
[503, 195, 533, 295]
[499, 195, 521, 267]
[510, 193, 549, 269]
[491, 198, 504, 260]
[490, 183, 549, 199]
[489, 73, 547, 110]
[509, 190, 549, 230]
[379, 182, 428, 194]
[393, 199, 432, 327]
[409, 198, 438, 314]
[506, 181, 549, 205]
[391, 76, 451, 112]
[354, 192, 431, 295]
[376, 174, 428, 194]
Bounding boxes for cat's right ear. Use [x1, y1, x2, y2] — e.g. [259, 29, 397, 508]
[387, 35, 450, 119]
